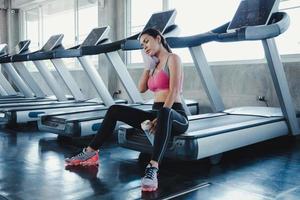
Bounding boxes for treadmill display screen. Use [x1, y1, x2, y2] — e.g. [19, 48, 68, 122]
[227, 0, 277, 31]
[14, 40, 30, 54]
[42, 34, 64, 51]
[0, 44, 8, 56]
[81, 27, 109, 47]
[142, 9, 176, 33]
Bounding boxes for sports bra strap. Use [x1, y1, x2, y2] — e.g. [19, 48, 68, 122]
[163, 54, 171, 76]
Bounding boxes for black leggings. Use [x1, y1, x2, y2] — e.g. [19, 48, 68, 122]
[89, 102, 189, 163]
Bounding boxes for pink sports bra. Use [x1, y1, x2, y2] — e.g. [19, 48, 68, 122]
[147, 55, 183, 92]
[147, 69, 169, 92]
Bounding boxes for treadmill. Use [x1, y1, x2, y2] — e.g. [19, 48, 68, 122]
[0, 31, 122, 125]
[0, 40, 58, 103]
[0, 43, 25, 98]
[118, 0, 300, 161]
[0, 35, 74, 106]
[38, 10, 199, 137]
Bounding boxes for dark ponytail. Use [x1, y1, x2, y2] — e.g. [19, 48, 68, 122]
[140, 28, 172, 53]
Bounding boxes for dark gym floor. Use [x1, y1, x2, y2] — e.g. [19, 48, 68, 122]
[0, 126, 300, 200]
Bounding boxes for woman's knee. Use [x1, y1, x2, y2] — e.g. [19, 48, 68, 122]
[156, 107, 172, 135]
[107, 104, 123, 116]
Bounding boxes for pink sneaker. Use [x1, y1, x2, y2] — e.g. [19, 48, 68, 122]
[141, 164, 158, 192]
[65, 148, 99, 166]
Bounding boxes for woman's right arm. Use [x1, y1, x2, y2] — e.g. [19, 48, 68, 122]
[138, 69, 150, 93]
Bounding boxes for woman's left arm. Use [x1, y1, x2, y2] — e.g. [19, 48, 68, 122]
[163, 54, 182, 108]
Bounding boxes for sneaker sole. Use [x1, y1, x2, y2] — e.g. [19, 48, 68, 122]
[65, 155, 99, 166]
[65, 161, 81, 166]
[141, 186, 158, 192]
[80, 161, 99, 166]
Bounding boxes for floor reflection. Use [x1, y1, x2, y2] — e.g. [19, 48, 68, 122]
[0, 130, 299, 199]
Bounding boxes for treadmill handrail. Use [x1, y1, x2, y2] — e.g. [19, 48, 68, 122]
[28, 45, 65, 61]
[0, 41, 32, 63]
[164, 12, 288, 48]
[82, 40, 125, 55]
[9, 50, 42, 63]
[165, 23, 230, 48]
[0, 55, 11, 63]
[52, 33, 140, 59]
[166, 32, 218, 49]
[121, 23, 233, 50]
[158, 12, 288, 50]
[9, 23, 176, 61]
[9, 44, 65, 63]
[121, 25, 180, 50]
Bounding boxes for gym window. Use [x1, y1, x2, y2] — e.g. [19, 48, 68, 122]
[277, 0, 300, 56]
[22, 0, 99, 70]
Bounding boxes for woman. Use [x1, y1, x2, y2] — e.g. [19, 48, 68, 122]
[65, 28, 189, 192]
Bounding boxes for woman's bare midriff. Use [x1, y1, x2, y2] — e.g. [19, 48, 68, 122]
[153, 89, 181, 103]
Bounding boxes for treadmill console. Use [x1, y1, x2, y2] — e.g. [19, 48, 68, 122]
[80, 26, 110, 47]
[14, 40, 31, 54]
[121, 10, 178, 50]
[41, 34, 64, 52]
[0, 44, 8, 57]
[142, 9, 177, 34]
[227, 0, 279, 32]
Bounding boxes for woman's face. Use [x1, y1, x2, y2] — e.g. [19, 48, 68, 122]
[140, 34, 161, 56]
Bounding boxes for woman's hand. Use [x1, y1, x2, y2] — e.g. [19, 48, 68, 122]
[149, 118, 157, 134]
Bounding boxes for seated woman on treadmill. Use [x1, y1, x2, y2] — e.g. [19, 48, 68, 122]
[65, 28, 189, 192]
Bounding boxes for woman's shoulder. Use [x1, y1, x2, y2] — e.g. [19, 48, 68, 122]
[169, 53, 180, 60]
[168, 53, 182, 66]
